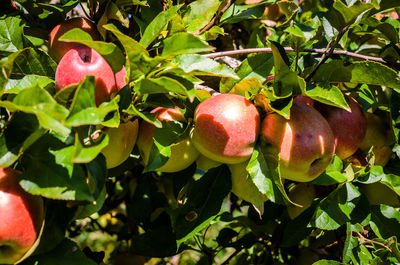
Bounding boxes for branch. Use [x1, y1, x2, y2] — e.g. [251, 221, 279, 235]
[196, 0, 232, 35]
[203, 47, 387, 64]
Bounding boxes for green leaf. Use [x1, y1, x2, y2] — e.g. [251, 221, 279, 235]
[333, 0, 375, 26]
[5, 75, 54, 94]
[19, 134, 93, 201]
[161, 32, 213, 57]
[0, 17, 24, 52]
[21, 239, 97, 265]
[72, 132, 109, 164]
[65, 76, 120, 127]
[173, 165, 231, 247]
[310, 183, 361, 230]
[220, 2, 269, 24]
[183, 0, 221, 32]
[172, 54, 239, 78]
[370, 205, 400, 239]
[135, 76, 190, 97]
[311, 60, 400, 92]
[139, 5, 182, 48]
[59, 28, 125, 73]
[11, 47, 57, 77]
[0, 113, 43, 167]
[313, 260, 344, 265]
[0, 85, 71, 136]
[306, 84, 350, 110]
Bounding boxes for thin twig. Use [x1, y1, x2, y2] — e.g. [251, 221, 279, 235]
[203, 47, 387, 63]
[305, 25, 351, 81]
[196, 0, 233, 34]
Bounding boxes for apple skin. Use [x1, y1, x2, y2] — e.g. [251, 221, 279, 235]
[101, 120, 139, 169]
[314, 98, 366, 159]
[196, 154, 221, 173]
[190, 94, 260, 164]
[137, 107, 199, 173]
[287, 183, 316, 219]
[0, 168, 44, 264]
[49, 17, 99, 62]
[293, 96, 314, 106]
[261, 102, 335, 182]
[55, 46, 126, 106]
[361, 182, 400, 207]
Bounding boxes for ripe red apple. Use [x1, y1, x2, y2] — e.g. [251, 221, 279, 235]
[101, 120, 139, 169]
[55, 46, 127, 106]
[293, 96, 314, 106]
[261, 102, 335, 182]
[137, 107, 199, 172]
[287, 183, 316, 219]
[49, 17, 99, 62]
[0, 168, 44, 264]
[314, 98, 366, 159]
[190, 94, 260, 164]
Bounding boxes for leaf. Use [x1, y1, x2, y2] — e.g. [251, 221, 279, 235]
[370, 205, 400, 239]
[310, 183, 361, 230]
[311, 60, 400, 92]
[59, 28, 125, 73]
[0, 113, 43, 167]
[220, 2, 270, 24]
[306, 84, 350, 110]
[103, 23, 148, 80]
[11, 47, 57, 77]
[161, 32, 213, 57]
[19, 134, 93, 201]
[173, 165, 231, 247]
[171, 54, 239, 78]
[135, 76, 190, 97]
[183, 0, 222, 32]
[5, 75, 54, 94]
[21, 239, 97, 265]
[72, 132, 109, 164]
[139, 5, 182, 48]
[313, 260, 344, 265]
[65, 76, 120, 127]
[0, 17, 24, 52]
[333, 0, 375, 27]
[0, 85, 71, 136]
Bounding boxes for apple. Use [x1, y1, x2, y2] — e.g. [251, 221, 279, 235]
[361, 182, 400, 207]
[0, 168, 44, 264]
[137, 107, 199, 173]
[314, 98, 366, 159]
[55, 46, 127, 106]
[263, 3, 284, 21]
[101, 120, 139, 169]
[113, 252, 146, 265]
[287, 183, 316, 219]
[229, 161, 268, 211]
[190, 94, 260, 164]
[196, 154, 221, 173]
[49, 17, 99, 62]
[261, 102, 335, 182]
[293, 96, 314, 106]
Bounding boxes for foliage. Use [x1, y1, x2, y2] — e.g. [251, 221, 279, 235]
[1, 0, 400, 264]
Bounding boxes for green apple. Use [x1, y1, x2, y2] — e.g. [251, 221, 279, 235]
[361, 182, 400, 207]
[0, 168, 44, 264]
[196, 154, 221, 173]
[315, 98, 366, 159]
[137, 107, 199, 172]
[287, 183, 316, 219]
[190, 94, 260, 164]
[101, 120, 139, 169]
[261, 102, 335, 182]
[49, 17, 99, 62]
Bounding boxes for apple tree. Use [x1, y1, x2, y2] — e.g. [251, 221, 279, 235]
[1, 0, 400, 264]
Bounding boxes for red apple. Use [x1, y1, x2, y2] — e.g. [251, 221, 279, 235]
[137, 107, 199, 172]
[101, 120, 139, 169]
[0, 168, 44, 264]
[315, 98, 366, 159]
[190, 94, 260, 164]
[49, 17, 99, 62]
[293, 96, 314, 106]
[261, 102, 335, 182]
[55, 46, 127, 106]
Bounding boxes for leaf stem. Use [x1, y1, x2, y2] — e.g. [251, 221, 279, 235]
[196, 0, 233, 35]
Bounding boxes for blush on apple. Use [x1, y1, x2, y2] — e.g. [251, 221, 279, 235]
[55, 46, 126, 106]
[137, 107, 199, 173]
[261, 102, 335, 182]
[49, 17, 99, 62]
[190, 94, 260, 164]
[314, 98, 366, 159]
[0, 168, 44, 264]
